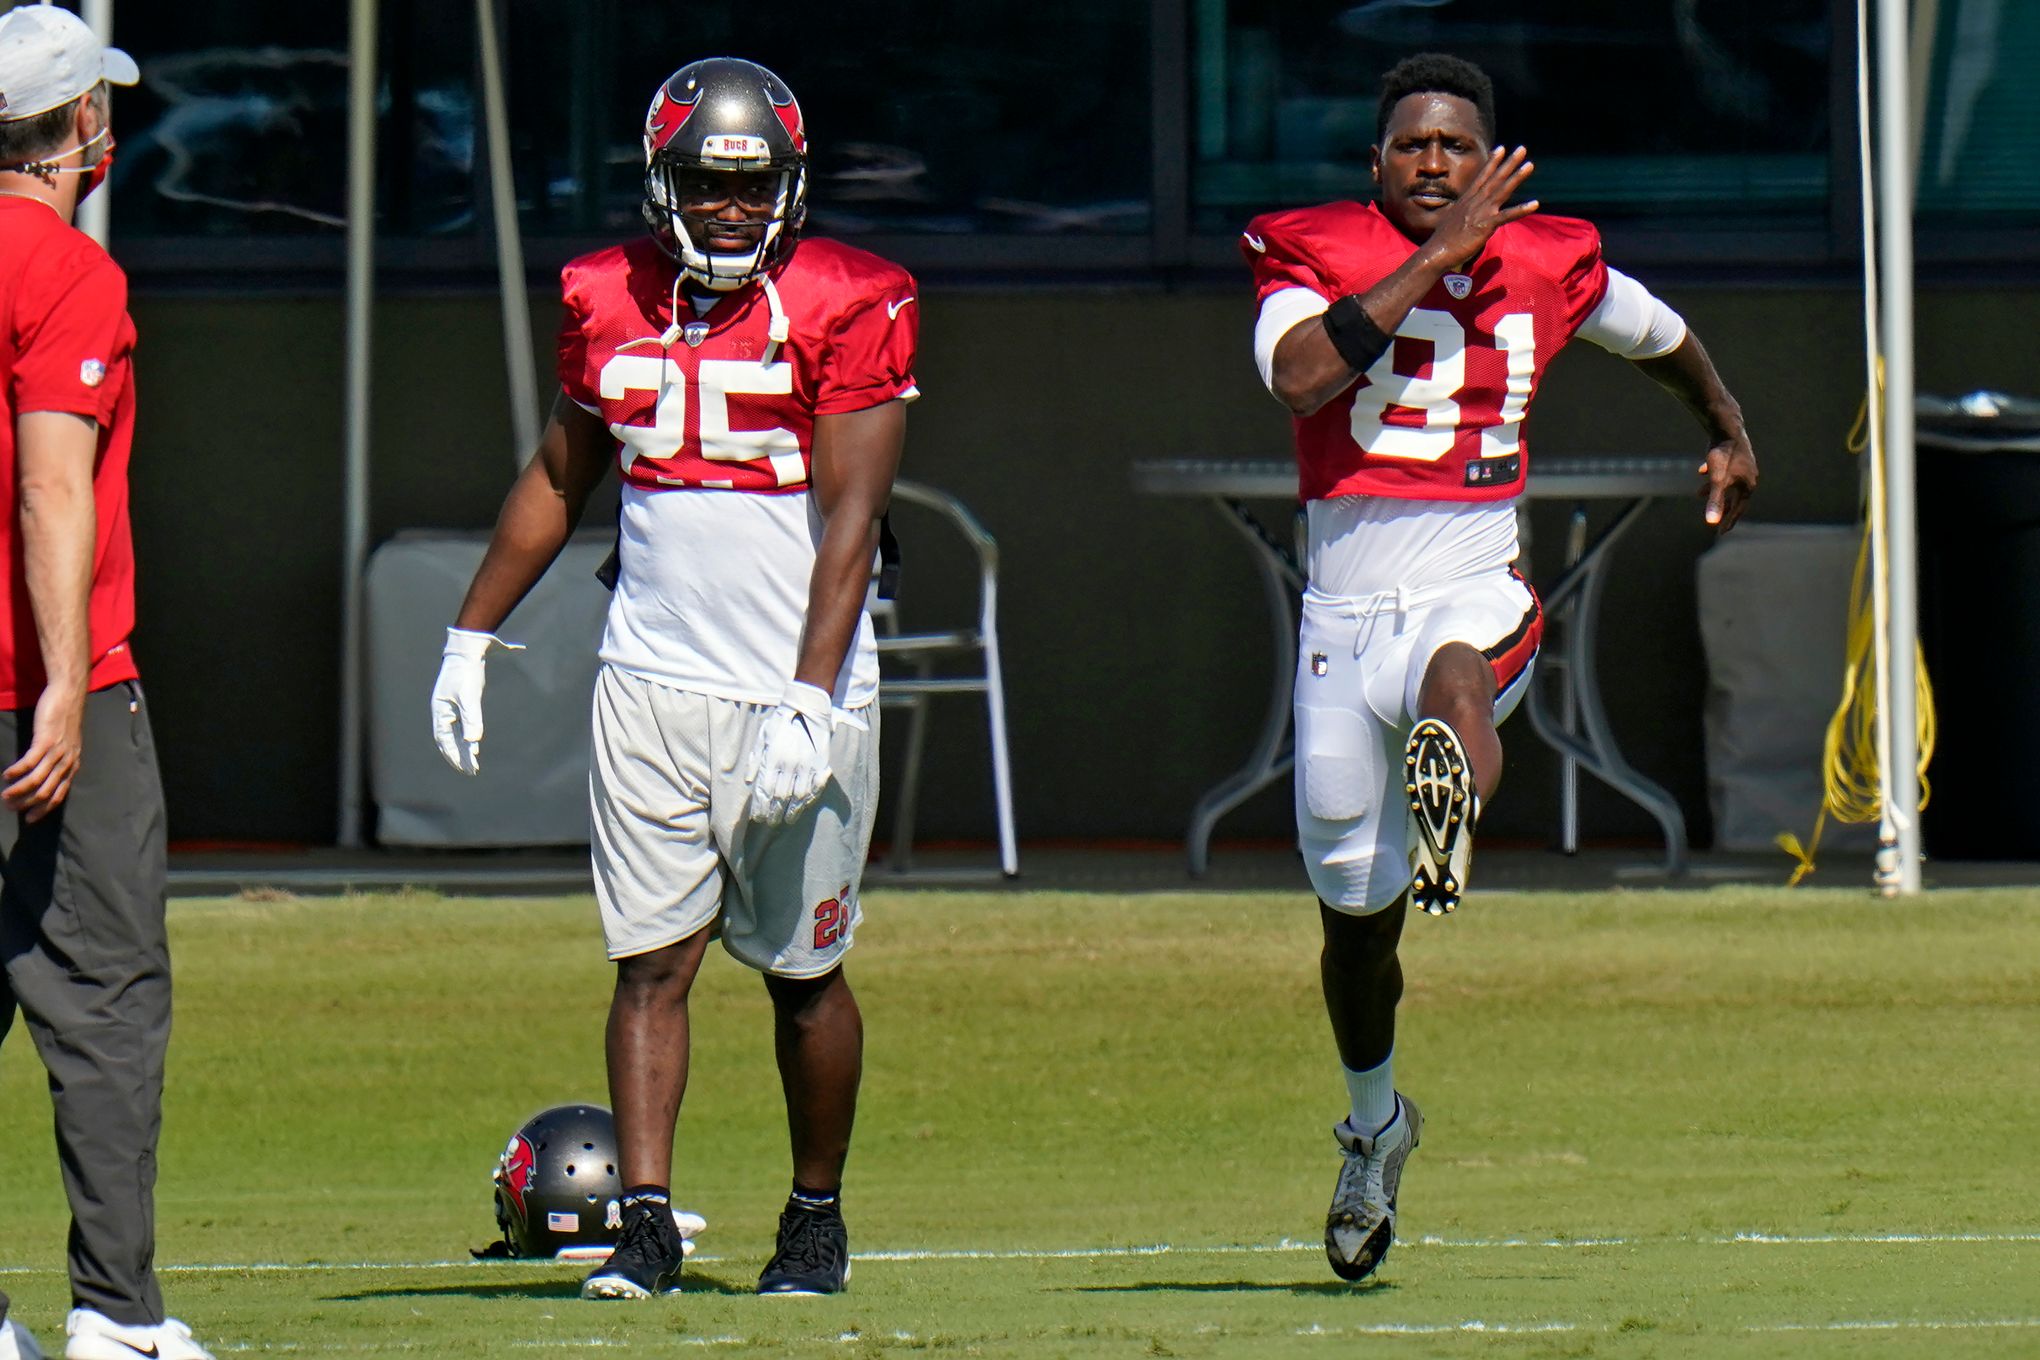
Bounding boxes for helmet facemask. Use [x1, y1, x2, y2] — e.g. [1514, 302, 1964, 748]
[639, 58, 810, 292]
[644, 155, 807, 292]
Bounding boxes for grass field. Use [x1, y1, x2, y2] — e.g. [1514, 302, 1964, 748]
[3, 885, 2037, 1357]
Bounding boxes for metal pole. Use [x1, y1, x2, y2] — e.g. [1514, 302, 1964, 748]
[338, 0, 377, 847]
[1875, 0, 1923, 894]
[476, 0, 541, 464]
[75, 0, 112, 245]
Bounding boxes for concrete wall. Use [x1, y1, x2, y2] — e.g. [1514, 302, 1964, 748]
[126, 281, 2037, 848]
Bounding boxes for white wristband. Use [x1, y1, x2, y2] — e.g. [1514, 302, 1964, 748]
[443, 626, 524, 659]
[781, 680, 833, 725]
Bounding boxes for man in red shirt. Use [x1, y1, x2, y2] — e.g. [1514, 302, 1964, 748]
[0, 9, 215, 1359]
[1245, 54, 1757, 1283]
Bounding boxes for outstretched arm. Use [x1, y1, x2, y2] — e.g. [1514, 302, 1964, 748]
[1632, 332, 1758, 532]
[453, 393, 614, 633]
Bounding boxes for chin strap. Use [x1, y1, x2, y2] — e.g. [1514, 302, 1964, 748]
[760, 275, 790, 365]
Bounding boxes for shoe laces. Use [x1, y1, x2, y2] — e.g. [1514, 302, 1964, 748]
[774, 1204, 843, 1274]
[614, 1204, 680, 1262]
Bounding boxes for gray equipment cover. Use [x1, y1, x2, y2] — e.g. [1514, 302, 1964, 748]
[368, 531, 611, 846]
[1695, 524, 1873, 853]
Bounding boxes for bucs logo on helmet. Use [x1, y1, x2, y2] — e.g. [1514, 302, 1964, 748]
[493, 1133, 537, 1222]
[643, 85, 697, 160]
[640, 57, 809, 292]
[488, 1104, 624, 1260]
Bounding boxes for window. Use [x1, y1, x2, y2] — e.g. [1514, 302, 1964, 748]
[53, 0, 2037, 280]
[1917, 0, 2040, 217]
[96, 1, 350, 238]
[500, 1, 1153, 240]
[1191, 0, 1831, 236]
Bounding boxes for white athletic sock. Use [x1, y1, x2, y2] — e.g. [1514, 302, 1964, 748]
[1343, 1055, 1397, 1136]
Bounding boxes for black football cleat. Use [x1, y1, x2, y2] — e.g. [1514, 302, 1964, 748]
[1405, 718, 1479, 916]
[580, 1202, 686, 1300]
[757, 1198, 851, 1296]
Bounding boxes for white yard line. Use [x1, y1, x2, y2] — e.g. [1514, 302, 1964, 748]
[1294, 1321, 1579, 1336]
[113, 1318, 2040, 1353]
[2, 1228, 2035, 1278]
[1748, 1319, 2040, 1333]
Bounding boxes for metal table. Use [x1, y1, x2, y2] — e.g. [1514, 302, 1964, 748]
[1130, 456, 1700, 875]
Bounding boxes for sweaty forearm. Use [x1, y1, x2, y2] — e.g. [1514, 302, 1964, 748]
[1272, 242, 1455, 417]
[1633, 331, 1744, 442]
[793, 514, 883, 694]
[454, 460, 586, 634]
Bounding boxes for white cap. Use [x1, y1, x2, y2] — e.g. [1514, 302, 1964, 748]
[0, 5, 139, 123]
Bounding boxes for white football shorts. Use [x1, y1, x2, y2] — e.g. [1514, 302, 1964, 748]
[1295, 569, 1542, 915]
[590, 664, 878, 975]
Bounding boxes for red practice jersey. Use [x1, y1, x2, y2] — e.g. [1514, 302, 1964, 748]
[558, 236, 919, 491]
[1245, 200, 1607, 503]
[0, 200, 142, 708]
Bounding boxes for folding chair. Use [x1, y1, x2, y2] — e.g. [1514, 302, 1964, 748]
[869, 480, 1018, 879]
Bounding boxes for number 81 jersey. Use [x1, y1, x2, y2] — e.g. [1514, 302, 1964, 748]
[557, 235, 919, 493]
[1244, 201, 1606, 503]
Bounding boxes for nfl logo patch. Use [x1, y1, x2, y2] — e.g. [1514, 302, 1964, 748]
[1311, 652, 1329, 677]
[1444, 274, 1473, 299]
[80, 359, 106, 388]
[682, 321, 711, 348]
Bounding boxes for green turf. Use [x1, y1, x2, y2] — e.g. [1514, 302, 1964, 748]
[3, 886, 2037, 1356]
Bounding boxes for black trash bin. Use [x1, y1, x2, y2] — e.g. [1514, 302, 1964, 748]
[1916, 392, 2040, 859]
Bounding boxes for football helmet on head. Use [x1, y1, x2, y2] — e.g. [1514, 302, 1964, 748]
[642, 57, 808, 292]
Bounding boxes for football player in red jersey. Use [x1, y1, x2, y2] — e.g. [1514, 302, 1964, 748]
[1243, 53, 1757, 1282]
[431, 57, 918, 1301]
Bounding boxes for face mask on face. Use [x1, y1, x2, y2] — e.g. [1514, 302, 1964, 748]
[79, 128, 116, 198]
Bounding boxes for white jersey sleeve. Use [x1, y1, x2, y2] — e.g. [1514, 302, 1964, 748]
[1575, 267, 1687, 361]
[1253, 285, 1332, 394]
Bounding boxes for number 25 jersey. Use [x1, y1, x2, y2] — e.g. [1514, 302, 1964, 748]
[1244, 200, 1607, 504]
[557, 235, 919, 707]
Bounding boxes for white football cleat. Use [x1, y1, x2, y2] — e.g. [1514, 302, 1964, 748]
[1325, 1092, 1423, 1282]
[1405, 718, 1478, 915]
[63, 1310, 215, 1360]
[2, 1316, 48, 1360]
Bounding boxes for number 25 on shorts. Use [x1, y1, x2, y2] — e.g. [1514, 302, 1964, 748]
[813, 888, 852, 951]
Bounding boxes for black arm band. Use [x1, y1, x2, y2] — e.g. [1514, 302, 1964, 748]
[1322, 294, 1391, 373]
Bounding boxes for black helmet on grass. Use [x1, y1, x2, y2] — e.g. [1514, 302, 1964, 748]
[490, 1103, 623, 1259]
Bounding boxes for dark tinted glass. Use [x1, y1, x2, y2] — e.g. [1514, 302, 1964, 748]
[97, 1, 351, 236]
[1193, 1, 1830, 233]
[501, 0, 1153, 238]
[1917, 0, 2040, 216]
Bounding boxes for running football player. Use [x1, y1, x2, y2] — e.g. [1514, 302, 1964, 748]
[431, 57, 917, 1301]
[1243, 53, 1756, 1282]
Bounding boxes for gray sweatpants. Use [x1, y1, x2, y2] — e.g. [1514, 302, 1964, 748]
[0, 680, 169, 1326]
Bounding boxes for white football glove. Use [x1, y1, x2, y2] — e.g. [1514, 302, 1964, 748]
[745, 680, 835, 825]
[430, 627, 523, 775]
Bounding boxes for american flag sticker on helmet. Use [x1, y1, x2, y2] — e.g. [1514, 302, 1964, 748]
[547, 1211, 580, 1232]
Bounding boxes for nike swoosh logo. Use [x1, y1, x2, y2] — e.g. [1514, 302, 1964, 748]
[1243, 232, 1266, 252]
[886, 296, 916, 320]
